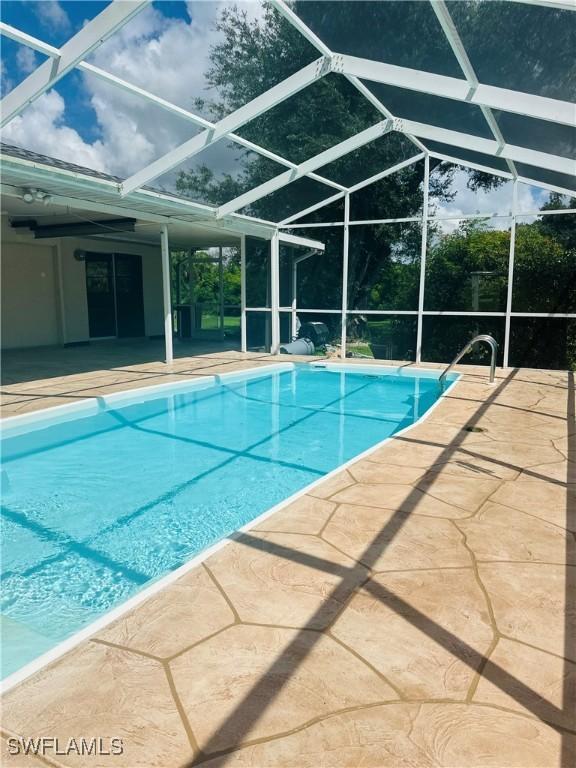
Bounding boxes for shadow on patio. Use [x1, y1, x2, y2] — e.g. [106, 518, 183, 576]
[181, 369, 575, 767]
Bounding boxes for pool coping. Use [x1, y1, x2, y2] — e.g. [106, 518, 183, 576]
[0, 361, 460, 693]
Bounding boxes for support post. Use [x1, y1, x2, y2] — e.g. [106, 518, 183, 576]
[416, 154, 430, 364]
[270, 231, 280, 354]
[291, 257, 298, 340]
[340, 193, 350, 359]
[218, 246, 225, 341]
[503, 180, 518, 368]
[240, 235, 247, 352]
[55, 242, 67, 345]
[160, 224, 173, 364]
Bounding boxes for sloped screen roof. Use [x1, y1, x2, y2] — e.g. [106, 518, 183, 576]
[1, 0, 574, 226]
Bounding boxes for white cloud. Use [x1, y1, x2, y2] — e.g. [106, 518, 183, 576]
[2, 3, 276, 190]
[2, 4, 272, 183]
[1, 61, 13, 95]
[2, 90, 108, 172]
[34, 0, 71, 33]
[16, 46, 37, 74]
[428, 167, 541, 231]
[83, 3, 251, 178]
[89, 5, 224, 120]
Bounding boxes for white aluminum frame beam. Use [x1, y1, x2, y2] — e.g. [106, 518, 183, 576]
[336, 54, 575, 127]
[508, 1, 576, 10]
[121, 56, 331, 195]
[278, 232, 325, 251]
[270, 230, 281, 354]
[279, 152, 425, 225]
[429, 0, 518, 178]
[216, 120, 392, 218]
[160, 224, 173, 364]
[0, 0, 149, 128]
[394, 118, 573, 175]
[0, 24, 346, 197]
[269, 0, 427, 155]
[428, 152, 514, 181]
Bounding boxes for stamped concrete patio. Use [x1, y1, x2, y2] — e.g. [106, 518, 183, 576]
[1, 345, 575, 767]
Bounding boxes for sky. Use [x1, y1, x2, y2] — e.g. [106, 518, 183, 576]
[0, 1, 558, 214]
[1, 1, 266, 182]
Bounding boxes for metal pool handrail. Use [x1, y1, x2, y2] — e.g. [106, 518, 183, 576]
[439, 334, 498, 391]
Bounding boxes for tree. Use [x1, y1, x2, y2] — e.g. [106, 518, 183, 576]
[422, 218, 576, 369]
[175, 2, 575, 367]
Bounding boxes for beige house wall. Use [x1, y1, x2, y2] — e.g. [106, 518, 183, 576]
[1, 239, 60, 349]
[1, 222, 164, 349]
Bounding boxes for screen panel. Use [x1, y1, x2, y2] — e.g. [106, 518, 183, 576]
[513, 214, 576, 314]
[245, 235, 271, 308]
[245, 310, 271, 352]
[363, 81, 493, 139]
[494, 112, 575, 160]
[429, 163, 514, 219]
[516, 164, 576, 196]
[294, 227, 343, 310]
[346, 314, 417, 362]
[421, 315, 506, 366]
[236, 73, 382, 165]
[350, 159, 424, 221]
[509, 318, 576, 371]
[425, 219, 511, 313]
[155, 139, 285, 207]
[86, 1, 319, 121]
[295, 0, 462, 77]
[516, 183, 575, 215]
[348, 223, 421, 311]
[450, 0, 576, 102]
[239, 176, 337, 223]
[316, 133, 416, 188]
[424, 140, 510, 175]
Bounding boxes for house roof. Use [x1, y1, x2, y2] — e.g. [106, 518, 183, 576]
[0, 142, 123, 184]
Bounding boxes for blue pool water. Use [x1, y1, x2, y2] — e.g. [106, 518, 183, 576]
[0, 363, 454, 679]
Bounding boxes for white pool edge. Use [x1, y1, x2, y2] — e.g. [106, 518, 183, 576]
[1, 362, 459, 693]
[0, 362, 295, 437]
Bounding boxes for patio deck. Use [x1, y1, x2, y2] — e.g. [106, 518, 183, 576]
[1, 347, 574, 767]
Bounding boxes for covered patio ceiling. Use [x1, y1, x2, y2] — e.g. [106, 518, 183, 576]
[0, 0, 574, 229]
[0, 182, 244, 249]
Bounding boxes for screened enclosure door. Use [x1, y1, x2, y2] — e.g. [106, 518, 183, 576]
[85, 254, 115, 338]
[85, 253, 145, 339]
[114, 254, 145, 338]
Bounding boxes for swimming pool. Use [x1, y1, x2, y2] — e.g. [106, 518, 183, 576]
[0, 362, 456, 683]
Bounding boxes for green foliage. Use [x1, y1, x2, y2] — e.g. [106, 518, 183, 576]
[172, 2, 575, 369]
[426, 220, 509, 312]
[171, 249, 241, 308]
[175, 1, 451, 221]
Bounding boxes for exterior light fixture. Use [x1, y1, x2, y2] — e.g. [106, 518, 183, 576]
[21, 188, 51, 204]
